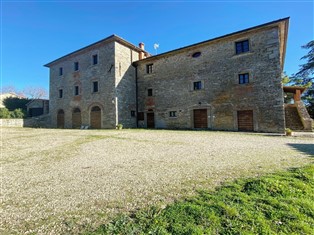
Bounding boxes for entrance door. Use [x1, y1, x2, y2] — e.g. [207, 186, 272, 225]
[72, 108, 82, 129]
[238, 110, 254, 131]
[90, 106, 101, 129]
[147, 112, 155, 128]
[57, 110, 65, 128]
[194, 109, 207, 128]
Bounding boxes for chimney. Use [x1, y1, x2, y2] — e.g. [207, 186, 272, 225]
[139, 42, 145, 60]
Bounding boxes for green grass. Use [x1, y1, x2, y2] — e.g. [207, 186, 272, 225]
[86, 165, 314, 235]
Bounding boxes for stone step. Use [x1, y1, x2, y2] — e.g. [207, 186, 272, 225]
[285, 106, 304, 131]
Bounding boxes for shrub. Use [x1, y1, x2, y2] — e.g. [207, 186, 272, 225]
[116, 124, 123, 130]
[0, 108, 26, 119]
[0, 107, 10, 118]
[10, 108, 26, 118]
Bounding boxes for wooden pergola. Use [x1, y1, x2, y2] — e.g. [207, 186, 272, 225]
[283, 86, 306, 102]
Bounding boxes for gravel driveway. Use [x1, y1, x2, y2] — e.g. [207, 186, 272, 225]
[1, 127, 313, 234]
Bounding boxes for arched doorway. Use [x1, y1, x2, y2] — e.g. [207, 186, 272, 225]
[57, 109, 65, 128]
[90, 106, 101, 129]
[72, 108, 82, 129]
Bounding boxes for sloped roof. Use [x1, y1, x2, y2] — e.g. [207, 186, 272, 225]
[44, 34, 150, 67]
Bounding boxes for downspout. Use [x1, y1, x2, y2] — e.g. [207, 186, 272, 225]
[135, 65, 139, 128]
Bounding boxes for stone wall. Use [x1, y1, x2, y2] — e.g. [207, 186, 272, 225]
[136, 26, 285, 133]
[0, 115, 51, 128]
[115, 42, 138, 128]
[0, 119, 25, 127]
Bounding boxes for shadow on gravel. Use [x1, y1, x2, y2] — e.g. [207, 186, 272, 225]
[287, 144, 314, 156]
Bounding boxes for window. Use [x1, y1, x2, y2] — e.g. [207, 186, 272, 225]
[59, 67, 63, 76]
[193, 81, 202, 90]
[92, 54, 98, 65]
[74, 62, 79, 71]
[93, 81, 99, 92]
[74, 86, 79, 96]
[131, 111, 135, 117]
[59, 89, 63, 98]
[137, 112, 144, 121]
[146, 64, 153, 74]
[147, 88, 153, 96]
[192, 52, 201, 58]
[169, 111, 177, 117]
[236, 40, 250, 54]
[239, 73, 249, 84]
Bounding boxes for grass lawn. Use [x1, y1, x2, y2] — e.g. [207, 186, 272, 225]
[89, 165, 314, 235]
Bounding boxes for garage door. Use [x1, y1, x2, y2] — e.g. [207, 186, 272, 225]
[90, 106, 101, 129]
[29, 108, 43, 117]
[194, 109, 207, 128]
[72, 108, 82, 129]
[57, 110, 65, 128]
[238, 110, 253, 131]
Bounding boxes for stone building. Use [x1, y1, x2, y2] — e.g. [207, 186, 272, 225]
[46, 17, 310, 133]
[45, 35, 149, 129]
[26, 99, 49, 117]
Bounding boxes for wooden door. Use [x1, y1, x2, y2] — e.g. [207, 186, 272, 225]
[90, 106, 101, 129]
[194, 109, 207, 128]
[72, 108, 81, 129]
[238, 110, 253, 131]
[147, 112, 155, 128]
[57, 110, 65, 128]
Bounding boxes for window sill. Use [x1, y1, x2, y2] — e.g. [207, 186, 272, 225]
[232, 51, 253, 58]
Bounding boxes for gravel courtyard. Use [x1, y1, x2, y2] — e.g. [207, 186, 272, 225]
[1, 127, 313, 234]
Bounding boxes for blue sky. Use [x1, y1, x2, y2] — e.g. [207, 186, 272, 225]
[1, 0, 313, 96]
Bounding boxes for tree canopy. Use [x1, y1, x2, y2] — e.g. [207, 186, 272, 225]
[288, 40, 314, 118]
[3, 97, 29, 112]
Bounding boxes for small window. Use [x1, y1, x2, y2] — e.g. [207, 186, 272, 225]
[239, 73, 249, 84]
[236, 40, 250, 54]
[147, 88, 153, 96]
[137, 112, 144, 121]
[146, 64, 153, 74]
[74, 86, 79, 96]
[59, 89, 63, 98]
[193, 81, 202, 90]
[59, 67, 63, 76]
[169, 111, 177, 117]
[192, 52, 201, 58]
[93, 81, 99, 92]
[131, 111, 135, 117]
[92, 54, 98, 65]
[74, 62, 79, 71]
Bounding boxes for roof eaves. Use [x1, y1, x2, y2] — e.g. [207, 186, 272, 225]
[133, 17, 290, 65]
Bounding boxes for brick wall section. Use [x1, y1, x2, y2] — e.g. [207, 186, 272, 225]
[136, 26, 285, 133]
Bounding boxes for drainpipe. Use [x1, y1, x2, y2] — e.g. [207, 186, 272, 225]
[135, 65, 139, 128]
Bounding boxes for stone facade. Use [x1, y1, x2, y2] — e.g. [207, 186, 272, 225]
[46, 18, 289, 133]
[135, 19, 289, 133]
[46, 35, 146, 129]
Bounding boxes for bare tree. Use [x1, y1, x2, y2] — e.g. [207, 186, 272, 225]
[22, 86, 48, 99]
[1, 85, 25, 97]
